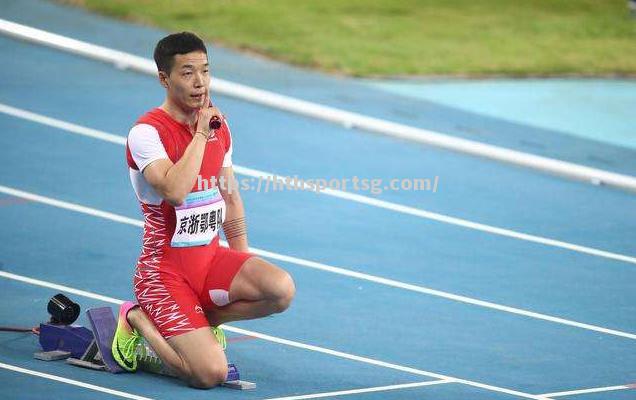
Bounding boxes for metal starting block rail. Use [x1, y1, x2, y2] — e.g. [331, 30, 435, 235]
[34, 306, 255, 390]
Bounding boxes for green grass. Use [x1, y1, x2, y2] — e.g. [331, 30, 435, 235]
[61, 0, 636, 77]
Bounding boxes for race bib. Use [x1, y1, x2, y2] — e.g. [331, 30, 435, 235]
[171, 188, 225, 247]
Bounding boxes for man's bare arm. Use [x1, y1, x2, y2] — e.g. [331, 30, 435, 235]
[219, 166, 249, 252]
[143, 106, 220, 206]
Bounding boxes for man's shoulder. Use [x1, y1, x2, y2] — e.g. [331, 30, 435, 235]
[130, 109, 180, 143]
[135, 108, 166, 130]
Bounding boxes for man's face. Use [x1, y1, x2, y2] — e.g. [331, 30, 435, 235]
[162, 51, 210, 110]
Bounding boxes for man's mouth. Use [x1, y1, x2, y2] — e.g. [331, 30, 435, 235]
[191, 93, 205, 101]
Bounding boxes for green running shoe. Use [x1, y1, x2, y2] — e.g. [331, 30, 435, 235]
[111, 301, 142, 372]
[211, 326, 226, 350]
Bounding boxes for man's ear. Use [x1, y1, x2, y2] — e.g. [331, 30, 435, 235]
[158, 71, 170, 89]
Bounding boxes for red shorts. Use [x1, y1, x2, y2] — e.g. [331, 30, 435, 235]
[133, 242, 252, 339]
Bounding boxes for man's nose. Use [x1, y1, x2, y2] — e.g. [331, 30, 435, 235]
[194, 72, 205, 87]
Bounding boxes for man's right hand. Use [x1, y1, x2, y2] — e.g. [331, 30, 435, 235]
[144, 99, 222, 206]
[195, 97, 222, 139]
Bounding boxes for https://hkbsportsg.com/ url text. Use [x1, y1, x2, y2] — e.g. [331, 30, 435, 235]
[197, 175, 439, 195]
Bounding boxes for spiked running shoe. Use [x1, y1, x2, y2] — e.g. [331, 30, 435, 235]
[211, 326, 226, 350]
[111, 301, 142, 372]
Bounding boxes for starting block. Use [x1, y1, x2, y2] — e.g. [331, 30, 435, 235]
[74, 307, 123, 373]
[223, 364, 256, 390]
[34, 306, 255, 389]
[38, 323, 93, 359]
[34, 350, 72, 361]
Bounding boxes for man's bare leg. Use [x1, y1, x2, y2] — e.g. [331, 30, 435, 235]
[126, 307, 227, 389]
[122, 257, 294, 388]
[206, 257, 295, 326]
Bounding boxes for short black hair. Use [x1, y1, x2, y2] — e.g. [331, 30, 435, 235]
[153, 32, 207, 74]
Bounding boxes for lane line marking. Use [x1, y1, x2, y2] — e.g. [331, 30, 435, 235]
[261, 379, 452, 400]
[1, 18, 636, 192]
[1, 184, 635, 342]
[540, 383, 636, 397]
[1, 102, 636, 268]
[0, 362, 154, 400]
[0, 270, 550, 400]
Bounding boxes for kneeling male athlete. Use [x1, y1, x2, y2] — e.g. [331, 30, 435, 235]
[112, 32, 295, 389]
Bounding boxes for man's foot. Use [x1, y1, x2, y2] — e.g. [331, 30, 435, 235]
[211, 326, 226, 350]
[135, 342, 177, 377]
[111, 301, 142, 372]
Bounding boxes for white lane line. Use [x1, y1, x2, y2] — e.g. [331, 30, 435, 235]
[540, 383, 636, 397]
[250, 251, 636, 341]
[0, 269, 124, 305]
[2, 18, 636, 193]
[1, 184, 635, 342]
[0, 103, 126, 145]
[0, 362, 154, 400]
[0, 270, 550, 400]
[1, 102, 635, 267]
[236, 165, 636, 267]
[261, 380, 452, 400]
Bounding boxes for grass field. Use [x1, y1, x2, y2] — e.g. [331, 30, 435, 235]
[61, 0, 636, 77]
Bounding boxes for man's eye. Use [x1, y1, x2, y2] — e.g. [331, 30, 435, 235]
[183, 72, 192, 76]
[203, 69, 209, 74]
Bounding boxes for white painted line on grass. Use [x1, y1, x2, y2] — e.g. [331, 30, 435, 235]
[1, 184, 635, 342]
[1, 102, 635, 268]
[0, 270, 550, 400]
[0, 362, 154, 400]
[1, 18, 636, 192]
[261, 379, 452, 400]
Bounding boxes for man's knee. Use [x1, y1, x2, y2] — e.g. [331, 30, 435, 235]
[272, 271, 295, 313]
[188, 362, 228, 389]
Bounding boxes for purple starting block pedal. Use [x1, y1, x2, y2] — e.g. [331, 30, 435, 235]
[38, 323, 93, 358]
[222, 363, 256, 390]
[84, 307, 123, 373]
[226, 363, 240, 381]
